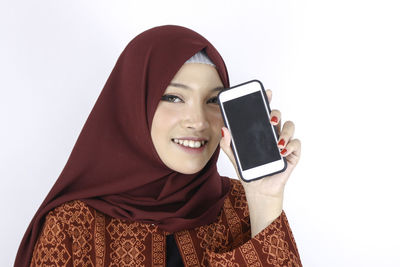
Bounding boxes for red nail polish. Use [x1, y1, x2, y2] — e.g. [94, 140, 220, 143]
[221, 129, 224, 137]
[278, 139, 285, 146]
[271, 116, 278, 123]
[281, 148, 287, 155]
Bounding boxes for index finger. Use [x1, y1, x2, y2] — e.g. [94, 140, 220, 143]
[266, 89, 272, 104]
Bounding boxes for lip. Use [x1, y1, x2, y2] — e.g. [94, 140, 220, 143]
[173, 137, 208, 141]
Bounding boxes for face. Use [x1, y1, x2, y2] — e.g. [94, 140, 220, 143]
[151, 63, 225, 174]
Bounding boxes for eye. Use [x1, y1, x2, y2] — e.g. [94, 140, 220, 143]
[207, 96, 219, 104]
[161, 94, 183, 103]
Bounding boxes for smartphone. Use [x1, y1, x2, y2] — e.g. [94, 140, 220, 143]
[218, 80, 287, 182]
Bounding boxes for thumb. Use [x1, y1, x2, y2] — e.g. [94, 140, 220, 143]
[219, 127, 238, 170]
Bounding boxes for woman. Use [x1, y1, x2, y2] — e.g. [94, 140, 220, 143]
[15, 25, 302, 266]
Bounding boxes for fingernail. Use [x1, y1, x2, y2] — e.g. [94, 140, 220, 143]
[271, 116, 278, 123]
[221, 129, 224, 137]
[280, 148, 287, 155]
[278, 139, 285, 147]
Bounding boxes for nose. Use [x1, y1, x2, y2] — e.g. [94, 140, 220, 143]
[181, 104, 209, 131]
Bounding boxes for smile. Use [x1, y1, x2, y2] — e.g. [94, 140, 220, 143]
[172, 138, 207, 148]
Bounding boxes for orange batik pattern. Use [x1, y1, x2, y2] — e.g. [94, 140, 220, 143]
[30, 179, 302, 267]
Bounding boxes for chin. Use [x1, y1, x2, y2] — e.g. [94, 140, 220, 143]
[176, 167, 203, 175]
[171, 162, 207, 175]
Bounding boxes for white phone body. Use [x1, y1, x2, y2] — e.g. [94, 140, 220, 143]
[218, 80, 287, 182]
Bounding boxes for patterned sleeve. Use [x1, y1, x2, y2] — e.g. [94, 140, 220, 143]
[30, 201, 96, 267]
[30, 207, 74, 266]
[205, 211, 302, 267]
[203, 179, 302, 266]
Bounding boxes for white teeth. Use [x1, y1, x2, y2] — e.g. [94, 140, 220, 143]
[172, 138, 206, 148]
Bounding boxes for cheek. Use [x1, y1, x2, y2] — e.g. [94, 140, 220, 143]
[152, 105, 180, 133]
[209, 110, 224, 129]
[205, 110, 223, 149]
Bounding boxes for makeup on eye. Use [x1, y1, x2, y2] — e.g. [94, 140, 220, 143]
[160, 94, 219, 104]
[207, 96, 218, 104]
[160, 94, 183, 103]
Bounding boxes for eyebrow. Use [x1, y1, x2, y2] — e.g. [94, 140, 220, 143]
[169, 82, 225, 92]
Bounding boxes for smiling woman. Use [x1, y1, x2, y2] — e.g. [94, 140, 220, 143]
[15, 25, 302, 267]
[151, 62, 225, 174]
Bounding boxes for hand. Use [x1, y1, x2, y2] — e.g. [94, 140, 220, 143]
[219, 89, 301, 236]
[219, 89, 301, 199]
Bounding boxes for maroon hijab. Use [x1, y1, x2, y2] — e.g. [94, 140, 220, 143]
[15, 25, 231, 266]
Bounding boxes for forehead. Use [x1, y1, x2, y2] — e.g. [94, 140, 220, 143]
[170, 63, 223, 86]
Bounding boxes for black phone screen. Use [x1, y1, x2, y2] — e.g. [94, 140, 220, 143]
[223, 91, 281, 170]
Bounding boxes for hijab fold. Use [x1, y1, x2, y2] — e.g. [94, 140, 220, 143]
[15, 25, 231, 267]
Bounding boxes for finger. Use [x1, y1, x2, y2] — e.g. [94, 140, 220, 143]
[266, 89, 272, 104]
[270, 109, 281, 124]
[277, 120, 295, 149]
[269, 109, 282, 137]
[219, 127, 238, 170]
[280, 138, 301, 159]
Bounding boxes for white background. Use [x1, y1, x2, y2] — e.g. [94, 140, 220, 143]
[1, 1, 400, 266]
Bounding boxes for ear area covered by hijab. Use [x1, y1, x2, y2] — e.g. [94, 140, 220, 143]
[15, 25, 232, 267]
